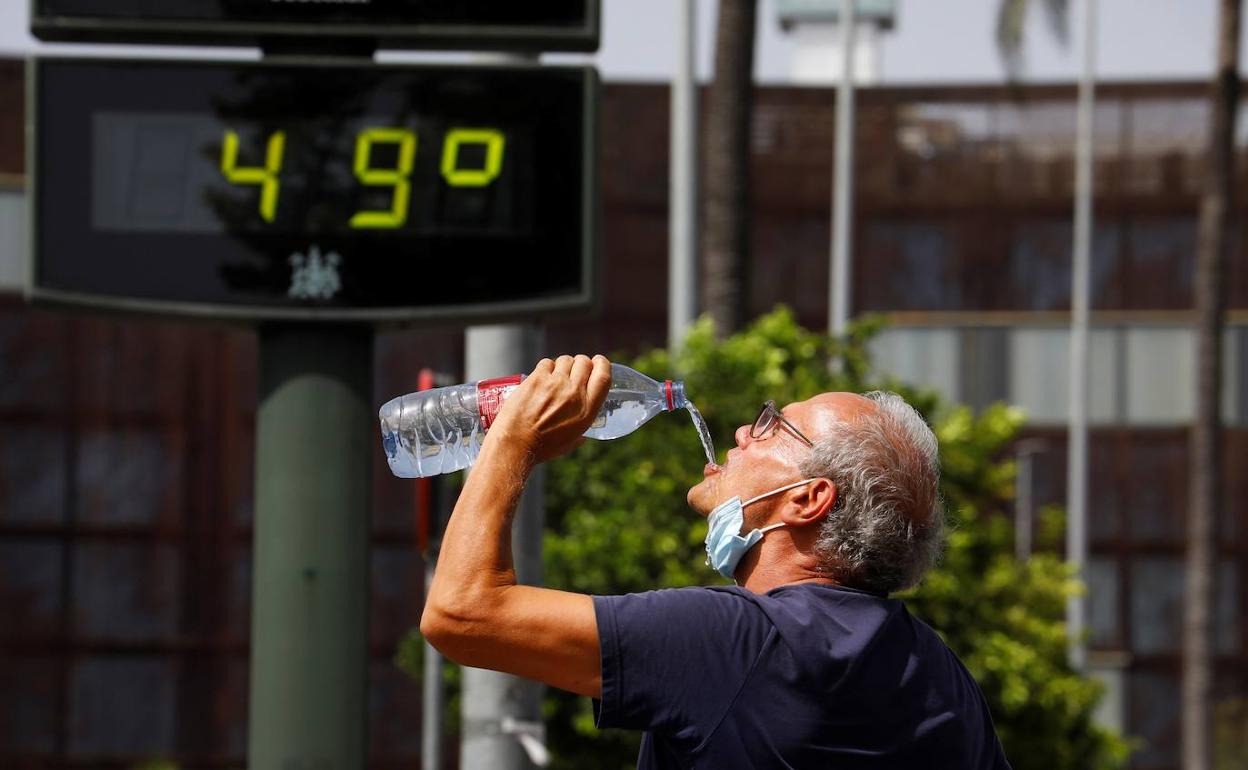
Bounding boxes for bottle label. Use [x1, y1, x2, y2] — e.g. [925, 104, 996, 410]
[477, 374, 524, 431]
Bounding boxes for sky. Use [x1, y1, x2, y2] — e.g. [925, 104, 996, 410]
[0, 0, 1238, 84]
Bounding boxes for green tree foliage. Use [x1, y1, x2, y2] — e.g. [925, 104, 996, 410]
[538, 308, 1130, 770]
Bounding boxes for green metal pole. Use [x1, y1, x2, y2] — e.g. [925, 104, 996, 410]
[248, 325, 373, 770]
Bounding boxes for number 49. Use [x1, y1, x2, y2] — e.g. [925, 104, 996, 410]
[219, 126, 507, 227]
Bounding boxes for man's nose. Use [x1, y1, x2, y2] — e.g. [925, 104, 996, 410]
[734, 424, 752, 447]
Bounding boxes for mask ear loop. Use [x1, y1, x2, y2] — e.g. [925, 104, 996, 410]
[742, 478, 818, 508]
[742, 478, 820, 534]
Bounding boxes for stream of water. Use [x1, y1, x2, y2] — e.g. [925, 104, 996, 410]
[684, 402, 718, 468]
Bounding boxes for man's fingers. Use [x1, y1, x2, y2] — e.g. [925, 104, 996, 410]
[586, 355, 612, 413]
[569, 354, 593, 389]
[532, 357, 555, 376]
[553, 354, 575, 377]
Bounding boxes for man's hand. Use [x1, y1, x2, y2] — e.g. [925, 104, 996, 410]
[488, 354, 612, 466]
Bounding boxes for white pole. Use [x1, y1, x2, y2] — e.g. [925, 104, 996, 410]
[830, 0, 857, 339]
[422, 559, 445, 770]
[1067, 0, 1098, 673]
[668, 0, 699, 353]
[461, 324, 547, 769]
[1015, 439, 1046, 562]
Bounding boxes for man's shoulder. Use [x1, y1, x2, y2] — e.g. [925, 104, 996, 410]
[593, 584, 761, 613]
[592, 585, 779, 639]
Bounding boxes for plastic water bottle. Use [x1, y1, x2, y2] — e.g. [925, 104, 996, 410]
[379, 363, 688, 478]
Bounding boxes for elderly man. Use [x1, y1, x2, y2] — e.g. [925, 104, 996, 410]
[421, 354, 1011, 769]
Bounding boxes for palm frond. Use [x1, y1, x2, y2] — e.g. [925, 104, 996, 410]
[996, 0, 1071, 79]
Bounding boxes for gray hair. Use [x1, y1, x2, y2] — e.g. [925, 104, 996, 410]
[798, 391, 945, 594]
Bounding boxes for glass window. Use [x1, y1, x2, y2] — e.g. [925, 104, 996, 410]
[1087, 557, 1121, 648]
[175, 655, 248, 756]
[1009, 329, 1066, 423]
[1125, 435, 1187, 544]
[0, 425, 66, 526]
[958, 327, 1008, 411]
[69, 656, 176, 755]
[1008, 221, 1121, 311]
[0, 541, 63, 640]
[1224, 430, 1248, 543]
[73, 543, 180, 642]
[1125, 327, 1193, 424]
[1129, 670, 1180, 769]
[0, 656, 59, 753]
[1130, 557, 1241, 655]
[76, 429, 181, 526]
[0, 311, 69, 412]
[1089, 434, 1124, 542]
[869, 327, 959, 400]
[1125, 219, 1196, 309]
[1007, 327, 1120, 425]
[74, 324, 195, 419]
[858, 221, 958, 312]
[1130, 557, 1182, 655]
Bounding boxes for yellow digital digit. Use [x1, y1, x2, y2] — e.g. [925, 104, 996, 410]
[349, 128, 417, 229]
[440, 128, 506, 188]
[220, 129, 285, 223]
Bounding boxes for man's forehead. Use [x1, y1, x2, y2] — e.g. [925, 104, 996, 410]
[784, 392, 875, 434]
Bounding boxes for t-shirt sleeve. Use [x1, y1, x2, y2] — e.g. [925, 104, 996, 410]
[592, 587, 774, 740]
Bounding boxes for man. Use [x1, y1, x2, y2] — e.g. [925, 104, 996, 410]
[421, 354, 1011, 769]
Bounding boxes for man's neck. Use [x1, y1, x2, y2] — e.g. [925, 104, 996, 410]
[736, 540, 838, 593]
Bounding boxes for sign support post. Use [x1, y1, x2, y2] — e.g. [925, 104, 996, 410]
[249, 324, 374, 770]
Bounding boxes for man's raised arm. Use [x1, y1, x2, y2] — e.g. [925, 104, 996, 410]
[419, 354, 611, 699]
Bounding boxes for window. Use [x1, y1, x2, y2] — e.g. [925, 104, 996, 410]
[1007, 327, 1121, 424]
[869, 327, 959, 400]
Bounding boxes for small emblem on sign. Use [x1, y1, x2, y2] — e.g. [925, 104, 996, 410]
[288, 245, 342, 300]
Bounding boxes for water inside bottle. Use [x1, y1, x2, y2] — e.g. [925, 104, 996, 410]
[684, 401, 718, 468]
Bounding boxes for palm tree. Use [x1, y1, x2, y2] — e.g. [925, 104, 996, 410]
[995, 0, 1069, 78]
[1186, 2, 1241, 768]
[702, 0, 757, 337]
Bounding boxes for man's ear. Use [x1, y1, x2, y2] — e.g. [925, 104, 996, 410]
[783, 478, 837, 527]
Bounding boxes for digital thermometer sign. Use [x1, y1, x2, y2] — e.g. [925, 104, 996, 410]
[29, 58, 598, 322]
[31, 0, 600, 52]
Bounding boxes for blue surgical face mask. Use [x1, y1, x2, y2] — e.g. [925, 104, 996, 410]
[704, 478, 818, 581]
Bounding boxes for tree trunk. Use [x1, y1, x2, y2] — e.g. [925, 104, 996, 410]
[702, 0, 757, 337]
[1185, 1, 1240, 769]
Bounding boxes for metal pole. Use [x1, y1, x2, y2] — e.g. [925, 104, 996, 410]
[249, 325, 372, 770]
[423, 557, 445, 770]
[1017, 449, 1034, 562]
[1067, 0, 1098, 673]
[668, 0, 699, 353]
[460, 324, 548, 769]
[1015, 439, 1046, 562]
[830, 0, 857, 339]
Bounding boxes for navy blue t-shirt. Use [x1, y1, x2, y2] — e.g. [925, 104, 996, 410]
[592, 583, 1011, 769]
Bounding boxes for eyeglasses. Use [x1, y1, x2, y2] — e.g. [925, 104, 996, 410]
[750, 400, 814, 448]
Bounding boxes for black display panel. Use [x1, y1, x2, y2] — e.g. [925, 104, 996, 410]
[31, 0, 600, 52]
[30, 57, 598, 322]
